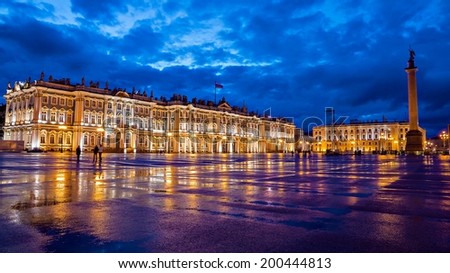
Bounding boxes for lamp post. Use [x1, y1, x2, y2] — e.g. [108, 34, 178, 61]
[440, 131, 448, 152]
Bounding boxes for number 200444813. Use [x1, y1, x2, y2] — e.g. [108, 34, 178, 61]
[260, 258, 331, 269]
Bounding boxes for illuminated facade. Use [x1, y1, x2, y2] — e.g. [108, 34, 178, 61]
[312, 121, 426, 153]
[0, 103, 5, 140]
[3, 75, 295, 153]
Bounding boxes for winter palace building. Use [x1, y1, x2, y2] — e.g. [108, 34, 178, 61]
[3, 74, 295, 153]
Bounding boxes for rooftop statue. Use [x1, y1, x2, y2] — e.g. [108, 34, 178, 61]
[409, 48, 415, 61]
[408, 48, 416, 68]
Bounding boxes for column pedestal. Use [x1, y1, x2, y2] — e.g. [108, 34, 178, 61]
[405, 130, 423, 154]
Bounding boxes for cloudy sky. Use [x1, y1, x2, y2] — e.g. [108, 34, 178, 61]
[0, 0, 449, 136]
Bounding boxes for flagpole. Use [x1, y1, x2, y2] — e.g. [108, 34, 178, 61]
[214, 81, 217, 105]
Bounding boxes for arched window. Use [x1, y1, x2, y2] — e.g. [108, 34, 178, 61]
[97, 114, 102, 125]
[50, 134, 55, 144]
[50, 111, 56, 122]
[91, 111, 96, 125]
[59, 111, 65, 123]
[41, 109, 48, 122]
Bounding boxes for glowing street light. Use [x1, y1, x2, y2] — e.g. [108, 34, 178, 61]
[440, 131, 448, 150]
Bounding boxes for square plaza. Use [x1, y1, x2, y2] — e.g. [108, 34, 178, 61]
[0, 152, 449, 252]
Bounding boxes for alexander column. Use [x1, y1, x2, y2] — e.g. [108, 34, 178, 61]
[405, 48, 424, 153]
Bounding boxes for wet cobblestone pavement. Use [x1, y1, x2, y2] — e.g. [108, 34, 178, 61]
[0, 152, 449, 252]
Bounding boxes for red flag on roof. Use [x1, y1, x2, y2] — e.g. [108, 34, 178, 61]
[215, 82, 223, 88]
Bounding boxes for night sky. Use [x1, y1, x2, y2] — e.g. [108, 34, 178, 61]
[0, 0, 449, 137]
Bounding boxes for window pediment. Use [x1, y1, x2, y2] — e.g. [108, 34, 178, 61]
[217, 102, 232, 111]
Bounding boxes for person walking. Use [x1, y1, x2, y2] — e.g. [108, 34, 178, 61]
[76, 145, 81, 162]
[93, 145, 99, 163]
[98, 144, 103, 163]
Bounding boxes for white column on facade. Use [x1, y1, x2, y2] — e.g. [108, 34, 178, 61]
[31, 128, 39, 149]
[73, 92, 84, 150]
[132, 131, 137, 152]
[30, 89, 42, 149]
[32, 89, 42, 123]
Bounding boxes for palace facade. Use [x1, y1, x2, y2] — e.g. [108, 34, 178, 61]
[312, 121, 426, 153]
[3, 75, 295, 153]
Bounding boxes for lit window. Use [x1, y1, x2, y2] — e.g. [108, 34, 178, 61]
[59, 113, 65, 123]
[50, 112, 56, 122]
[84, 114, 89, 123]
[41, 111, 47, 121]
[40, 135, 46, 144]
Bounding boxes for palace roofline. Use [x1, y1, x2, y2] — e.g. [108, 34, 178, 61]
[314, 120, 410, 127]
[6, 75, 294, 125]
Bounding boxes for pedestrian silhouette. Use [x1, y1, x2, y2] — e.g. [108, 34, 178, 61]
[98, 144, 103, 163]
[93, 145, 99, 163]
[76, 145, 81, 162]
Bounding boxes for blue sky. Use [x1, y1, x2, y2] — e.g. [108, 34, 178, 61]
[0, 0, 449, 136]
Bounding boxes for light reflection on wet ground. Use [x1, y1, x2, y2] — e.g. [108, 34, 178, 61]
[0, 152, 449, 252]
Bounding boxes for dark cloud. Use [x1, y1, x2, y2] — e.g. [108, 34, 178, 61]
[0, 0, 449, 136]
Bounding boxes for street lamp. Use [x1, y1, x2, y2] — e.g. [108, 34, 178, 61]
[440, 131, 448, 151]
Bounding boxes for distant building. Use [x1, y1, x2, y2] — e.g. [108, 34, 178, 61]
[312, 120, 426, 153]
[3, 74, 295, 153]
[294, 128, 312, 152]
